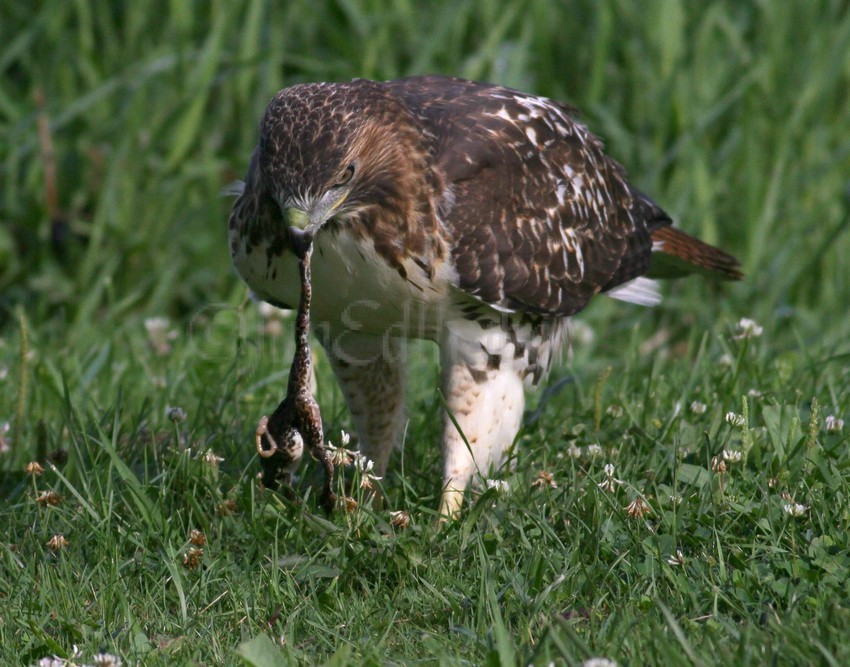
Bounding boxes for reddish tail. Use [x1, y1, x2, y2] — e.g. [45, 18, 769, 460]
[649, 226, 743, 281]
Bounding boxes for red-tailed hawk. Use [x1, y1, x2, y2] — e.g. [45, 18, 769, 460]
[229, 76, 741, 518]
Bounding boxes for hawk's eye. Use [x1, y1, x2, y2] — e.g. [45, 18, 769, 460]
[334, 164, 355, 187]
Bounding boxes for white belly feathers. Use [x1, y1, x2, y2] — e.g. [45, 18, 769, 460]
[231, 227, 453, 339]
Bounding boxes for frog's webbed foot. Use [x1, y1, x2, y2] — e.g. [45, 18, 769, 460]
[295, 393, 336, 514]
[255, 404, 304, 491]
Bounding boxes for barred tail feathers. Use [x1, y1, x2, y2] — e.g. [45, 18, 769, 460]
[648, 226, 743, 281]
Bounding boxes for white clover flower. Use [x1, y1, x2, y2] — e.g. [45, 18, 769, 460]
[92, 653, 123, 667]
[585, 444, 603, 458]
[200, 450, 224, 468]
[165, 406, 187, 423]
[605, 404, 624, 418]
[666, 549, 685, 566]
[718, 353, 735, 368]
[825, 415, 844, 433]
[582, 657, 618, 667]
[733, 317, 763, 340]
[570, 320, 595, 346]
[783, 503, 808, 517]
[711, 455, 727, 473]
[624, 496, 652, 518]
[566, 443, 582, 459]
[37, 659, 65, 667]
[689, 401, 707, 415]
[0, 366, 7, 380]
[355, 454, 382, 490]
[597, 463, 624, 493]
[355, 455, 375, 474]
[725, 411, 746, 428]
[25, 461, 44, 476]
[597, 479, 615, 493]
[36, 490, 63, 507]
[747, 388, 763, 398]
[327, 442, 358, 467]
[188, 529, 206, 546]
[145, 317, 171, 336]
[183, 546, 204, 569]
[0, 421, 10, 454]
[485, 479, 510, 493]
[144, 316, 178, 355]
[669, 494, 683, 505]
[722, 449, 742, 463]
[258, 302, 293, 339]
[46, 534, 69, 550]
[359, 473, 382, 490]
[37, 657, 67, 667]
[327, 432, 357, 466]
[389, 510, 410, 528]
[258, 301, 288, 320]
[531, 470, 558, 489]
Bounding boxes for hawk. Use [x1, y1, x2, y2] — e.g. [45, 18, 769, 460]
[229, 75, 741, 518]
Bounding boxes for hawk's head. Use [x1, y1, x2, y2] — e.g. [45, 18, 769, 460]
[257, 80, 434, 242]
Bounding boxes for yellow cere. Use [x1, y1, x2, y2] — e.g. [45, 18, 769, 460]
[286, 208, 310, 229]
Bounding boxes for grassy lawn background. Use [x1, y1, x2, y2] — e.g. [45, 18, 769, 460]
[1, 1, 849, 664]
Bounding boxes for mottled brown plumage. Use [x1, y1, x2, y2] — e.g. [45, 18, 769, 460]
[229, 75, 741, 518]
[256, 79, 447, 279]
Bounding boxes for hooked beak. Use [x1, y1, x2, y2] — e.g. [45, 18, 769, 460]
[286, 190, 348, 235]
[285, 190, 349, 256]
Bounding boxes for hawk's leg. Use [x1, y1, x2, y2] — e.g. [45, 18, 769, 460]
[438, 326, 525, 519]
[321, 330, 406, 476]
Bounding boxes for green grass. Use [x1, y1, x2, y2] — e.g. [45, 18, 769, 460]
[2, 0, 850, 664]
